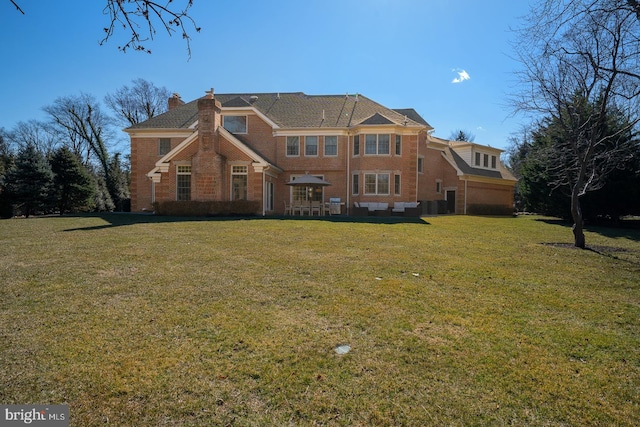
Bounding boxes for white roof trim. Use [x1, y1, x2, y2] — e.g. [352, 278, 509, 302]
[154, 131, 199, 172]
[221, 106, 281, 129]
[218, 127, 283, 174]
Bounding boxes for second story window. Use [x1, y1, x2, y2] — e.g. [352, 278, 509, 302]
[223, 116, 247, 133]
[286, 136, 300, 157]
[159, 138, 171, 156]
[365, 134, 390, 155]
[324, 136, 338, 156]
[305, 136, 318, 156]
[353, 135, 360, 156]
[395, 135, 402, 155]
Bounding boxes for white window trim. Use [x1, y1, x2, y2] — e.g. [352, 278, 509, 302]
[324, 135, 338, 157]
[304, 136, 319, 157]
[222, 115, 248, 134]
[363, 172, 391, 196]
[230, 164, 249, 201]
[352, 173, 359, 195]
[286, 136, 300, 157]
[364, 134, 391, 156]
[176, 165, 191, 201]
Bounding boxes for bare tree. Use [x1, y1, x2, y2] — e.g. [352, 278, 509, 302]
[8, 1, 200, 57]
[105, 78, 171, 127]
[8, 120, 59, 156]
[512, 0, 640, 248]
[43, 94, 125, 207]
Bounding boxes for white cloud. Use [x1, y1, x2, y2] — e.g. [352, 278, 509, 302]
[451, 69, 470, 84]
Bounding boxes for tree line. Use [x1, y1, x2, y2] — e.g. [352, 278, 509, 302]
[0, 78, 171, 218]
[507, 0, 640, 247]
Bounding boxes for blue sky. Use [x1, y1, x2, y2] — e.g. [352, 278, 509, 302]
[0, 0, 532, 150]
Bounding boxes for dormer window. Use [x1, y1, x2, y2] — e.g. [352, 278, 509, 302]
[223, 115, 247, 133]
[474, 150, 499, 169]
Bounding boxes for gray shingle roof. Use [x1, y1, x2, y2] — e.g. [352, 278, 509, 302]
[127, 92, 433, 130]
[393, 108, 431, 127]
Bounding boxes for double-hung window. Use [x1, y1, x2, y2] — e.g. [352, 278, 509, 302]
[231, 165, 248, 200]
[352, 174, 359, 195]
[364, 134, 390, 155]
[395, 135, 402, 155]
[223, 116, 247, 133]
[364, 173, 390, 195]
[324, 136, 338, 156]
[394, 174, 401, 195]
[176, 165, 191, 201]
[353, 135, 360, 156]
[305, 136, 318, 156]
[286, 136, 300, 156]
[159, 138, 171, 156]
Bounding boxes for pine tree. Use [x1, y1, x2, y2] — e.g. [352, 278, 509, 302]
[4, 145, 54, 217]
[50, 147, 94, 215]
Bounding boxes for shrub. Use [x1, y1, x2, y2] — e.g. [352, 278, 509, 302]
[154, 200, 260, 217]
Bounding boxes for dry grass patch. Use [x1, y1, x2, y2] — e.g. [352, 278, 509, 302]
[1, 214, 639, 426]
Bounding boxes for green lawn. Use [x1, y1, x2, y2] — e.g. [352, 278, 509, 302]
[1, 214, 639, 426]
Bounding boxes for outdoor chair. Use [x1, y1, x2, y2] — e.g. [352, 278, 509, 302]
[311, 201, 322, 216]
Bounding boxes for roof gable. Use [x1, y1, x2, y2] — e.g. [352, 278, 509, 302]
[358, 113, 395, 125]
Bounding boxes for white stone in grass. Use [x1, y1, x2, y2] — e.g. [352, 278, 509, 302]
[334, 345, 351, 355]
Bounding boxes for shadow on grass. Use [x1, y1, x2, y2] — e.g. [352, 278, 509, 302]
[63, 213, 429, 232]
[535, 218, 640, 243]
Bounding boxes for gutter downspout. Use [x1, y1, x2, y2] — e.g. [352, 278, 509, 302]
[262, 170, 266, 216]
[346, 133, 351, 215]
[415, 131, 420, 203]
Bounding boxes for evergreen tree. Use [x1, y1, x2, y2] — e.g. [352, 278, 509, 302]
[50, 147, 94, 215]
[4, 145, 54, 217]
[0, 129, 15, 218]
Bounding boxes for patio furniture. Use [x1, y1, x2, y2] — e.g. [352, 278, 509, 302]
[392, 202, 421, 216]
[311, 201, 322, 216]
[352, 202, 369, 216]
[283, 201, 292, 216]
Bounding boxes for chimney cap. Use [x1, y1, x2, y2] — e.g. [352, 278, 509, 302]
[205, 87, 214, 99]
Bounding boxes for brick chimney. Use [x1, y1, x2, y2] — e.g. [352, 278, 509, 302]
[192, 88, 225, 201]
[168, 93, 185, 111]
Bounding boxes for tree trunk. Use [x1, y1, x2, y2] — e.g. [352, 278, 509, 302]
[571, 184, 586, 248]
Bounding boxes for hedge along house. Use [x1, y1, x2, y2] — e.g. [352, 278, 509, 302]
[126, 88, 517, 215]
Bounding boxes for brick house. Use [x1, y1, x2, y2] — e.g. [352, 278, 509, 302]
[125, 89, 516, 215]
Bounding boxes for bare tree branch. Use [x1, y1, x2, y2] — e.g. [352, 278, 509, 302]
[8, 0, 201, 58]
[9, 0, 24, 14]
[100, 0, 201, 59]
